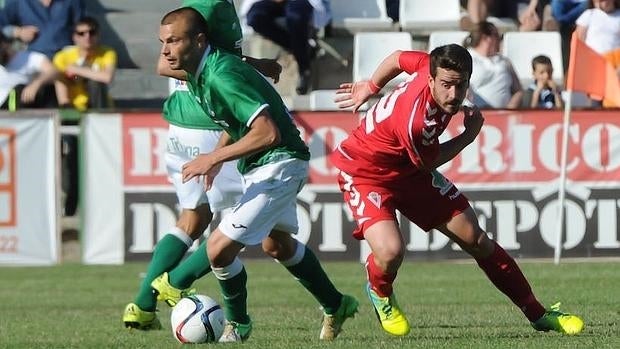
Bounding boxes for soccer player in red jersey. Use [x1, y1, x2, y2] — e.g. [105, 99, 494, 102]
[332, 44, 584, 337]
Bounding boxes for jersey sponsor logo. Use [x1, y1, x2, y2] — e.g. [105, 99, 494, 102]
[430, 170, 454, 196]
[0, 129, 16, 227]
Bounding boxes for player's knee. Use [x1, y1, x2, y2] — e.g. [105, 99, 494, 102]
[373, 246, 405, 272]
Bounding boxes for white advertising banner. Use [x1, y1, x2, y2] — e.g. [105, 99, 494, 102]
[0, 112, 59, 265]
[82, 110, 620, 264]
[82, 113, 124, 264]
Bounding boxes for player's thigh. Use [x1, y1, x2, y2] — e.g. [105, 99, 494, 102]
[337, 171, 398, 240]
[395, 170, 470, 232]
[436, 207, 493, 258]
[219, 159, 307, 246]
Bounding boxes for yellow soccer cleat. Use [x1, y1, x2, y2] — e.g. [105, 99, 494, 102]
[365, 283, 410, 336]
[122, 303, 161, 330]
[151, 272, 196, 307]
[531, 302, 584, 335]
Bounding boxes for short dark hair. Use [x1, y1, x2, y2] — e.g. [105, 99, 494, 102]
[76, 16, 99, 32]
[430, 43, 472, 79]
[531, 55, 552, 70]
[161, 7, 208, 37]
[463, 21, 499, 48]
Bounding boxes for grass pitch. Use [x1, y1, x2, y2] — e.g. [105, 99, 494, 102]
[0, 260, 618, 349]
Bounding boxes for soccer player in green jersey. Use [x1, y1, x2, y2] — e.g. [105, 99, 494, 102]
[157, 7, 359, 342]
[122, 0, 281, 331]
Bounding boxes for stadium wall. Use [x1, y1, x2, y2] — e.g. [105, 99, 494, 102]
[80, 110, 620, 264]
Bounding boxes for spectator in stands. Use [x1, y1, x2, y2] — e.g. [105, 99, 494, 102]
[460, 0, 555, 31]
[0, 32, 58, 110]
[575, 0, 620, 55]
[0, 0, 85, 59]
[464, 21, 523, 108]
[522, 55, 563, 109]
[53, 16, 116, 217]
[53, 16, 117, 111]
[242, 0, 331, 95]
[550, 0, 588, 72]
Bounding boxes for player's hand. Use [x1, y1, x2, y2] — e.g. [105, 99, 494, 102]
[181, 154, 222, 190]
[462, 105, 484, 141]
[254, 58, 282, 83]
[335, 81, 373, 112]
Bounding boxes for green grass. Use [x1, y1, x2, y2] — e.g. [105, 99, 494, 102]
[1, 260, 618, 349]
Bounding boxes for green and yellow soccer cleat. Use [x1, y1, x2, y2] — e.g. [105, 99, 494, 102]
[320, 294, 360, 340]
[531, 302, 584, 335]
[122, 303, 161, 330]
[366, 283, 410, 336]
[151, 272, 196, 307]
[218, 320, 253, 342]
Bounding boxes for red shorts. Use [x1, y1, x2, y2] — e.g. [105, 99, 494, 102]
[338, 170, 470, 240]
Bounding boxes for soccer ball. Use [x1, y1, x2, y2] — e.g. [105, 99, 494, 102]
[170, 294, 225, 343]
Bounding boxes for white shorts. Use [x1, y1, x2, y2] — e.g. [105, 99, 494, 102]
[166, 125, 243, 211]
[219, 158, 308, 246]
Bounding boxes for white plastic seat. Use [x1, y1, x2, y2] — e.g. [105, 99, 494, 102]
[331, 0, 393, 32]
[399, 0, 461, 34]
[427, 31, 469, 52]
[353, 32, 413, 87]
[309, 89, 341, 111]
[501, 31, 564, 88]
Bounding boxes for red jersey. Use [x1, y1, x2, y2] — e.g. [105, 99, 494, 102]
[331, 51, 453, 185]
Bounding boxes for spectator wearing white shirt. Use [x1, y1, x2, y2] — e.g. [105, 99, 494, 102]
[575, 0, 620, 54]
[464, 21, 523, 109]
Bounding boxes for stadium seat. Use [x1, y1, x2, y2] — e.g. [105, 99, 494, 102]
[331, 0, 393, 32]
[353, 32, 413, 87]
[427, 31, 469, 52]
[399, 0, 461, 34]
[309, 89, 341, 111]
[501, 31, 564, 88]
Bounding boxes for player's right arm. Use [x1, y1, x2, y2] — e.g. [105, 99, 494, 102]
[336, 50, 429, 112]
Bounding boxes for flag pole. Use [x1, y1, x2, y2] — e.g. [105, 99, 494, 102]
[554, 90, 573, 265]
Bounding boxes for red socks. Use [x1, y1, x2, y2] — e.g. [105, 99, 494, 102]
[365, 254, 396, 297]
[476, 241, 546, 322]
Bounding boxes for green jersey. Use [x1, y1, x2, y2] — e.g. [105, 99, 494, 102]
[163, 80, 221, 129]
[164, 0, 243, 130]
[187, 47, 310, 174]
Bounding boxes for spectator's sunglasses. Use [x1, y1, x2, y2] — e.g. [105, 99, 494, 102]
[75, 29, 97, 37]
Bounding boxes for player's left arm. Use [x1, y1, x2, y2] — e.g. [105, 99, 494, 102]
[424, 106, 484, 170]
[242, 56, 282, 83]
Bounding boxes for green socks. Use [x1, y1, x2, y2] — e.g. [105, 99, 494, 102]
[168, 239, 212, 289]
[134, 231, 191, 311]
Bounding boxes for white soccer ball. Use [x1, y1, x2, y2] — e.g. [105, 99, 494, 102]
[170, 294, 225, 343]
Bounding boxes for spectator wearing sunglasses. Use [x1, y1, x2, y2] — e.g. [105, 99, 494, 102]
[52, 16, 117, 218]
[53, 16, 117, 111]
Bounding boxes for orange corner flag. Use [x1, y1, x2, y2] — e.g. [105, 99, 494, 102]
[566, 34, 620, 107]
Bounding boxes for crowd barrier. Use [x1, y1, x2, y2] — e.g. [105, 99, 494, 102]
[2, 109, 620, 265]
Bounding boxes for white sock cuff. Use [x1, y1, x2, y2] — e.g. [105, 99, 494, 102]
[168, 226, 193, 248]
[278, 241, 306, 267]
[212, 257, 244, 280]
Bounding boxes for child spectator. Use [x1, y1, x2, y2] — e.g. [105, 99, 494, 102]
[523, 55, 563, 108]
